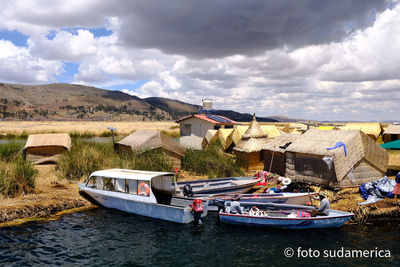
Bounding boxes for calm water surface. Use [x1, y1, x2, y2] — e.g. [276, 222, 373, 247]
[1, 209, 399, 266]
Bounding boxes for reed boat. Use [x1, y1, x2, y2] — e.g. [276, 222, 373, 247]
[219, 202, 353, 229]
[78, 169, 208, 224]
[174, 177, 261, 197]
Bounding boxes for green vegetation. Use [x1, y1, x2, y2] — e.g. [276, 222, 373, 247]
[0, 157, 36, 197]
[0, 131, 28, 140]
[161, 130, 179, 138]
[69, 131, 95, 138]
[181, 141, 244, 178]
[0, 142, 24, 162]
[56, 140, 173, 181]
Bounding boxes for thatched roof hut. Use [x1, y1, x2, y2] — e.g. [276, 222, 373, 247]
[382, 124, 400, 143]
[339, 122, 382, 140]
[260, 125, 281, 139]
[217, 128, 234, 151]
[233, 115, 270, 171]
[23, 133, 71, 164]
[261, 134, 301, 176]
[227, 125, 248, 146]
[285, 129, 388, 188]
[281, 124, 304, 135]
[227, 124, 280, 147]
[201, 129, 218, 149]
[116, 130, 186, 169]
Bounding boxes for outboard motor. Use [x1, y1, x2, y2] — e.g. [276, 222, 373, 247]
[190, 198, 204, 225]
[183, 184, 193, 197]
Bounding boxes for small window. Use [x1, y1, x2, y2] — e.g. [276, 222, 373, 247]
[224, 125, 233, 129]
[180, 124, 191, 136]
[86, 177, 96, 188]
[114, 179, 125, 192]
[128, 180, 138, 195]
[104, 177, 115, 191]
[137, 180, 150, 197]
[95, 176, 104, 189]
[214, 125, 221, 130]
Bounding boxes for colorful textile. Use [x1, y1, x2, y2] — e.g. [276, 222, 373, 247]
[297, 211, 311, 218]
[393, 183, 400, 195]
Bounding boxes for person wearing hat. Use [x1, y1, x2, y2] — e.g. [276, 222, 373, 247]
[265, 177, 291, 193]
[311, 192, 330, 217]
[229, 194, 243, 214]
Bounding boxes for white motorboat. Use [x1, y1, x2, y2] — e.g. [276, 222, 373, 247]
[78, 169, 208, 224]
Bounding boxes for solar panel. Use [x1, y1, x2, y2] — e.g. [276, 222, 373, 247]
[207, 115, 232, 123]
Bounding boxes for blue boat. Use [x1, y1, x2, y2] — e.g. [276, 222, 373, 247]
[219, 201, 353, 229]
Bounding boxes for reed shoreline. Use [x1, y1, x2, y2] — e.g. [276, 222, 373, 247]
[0, 121, 399, 227]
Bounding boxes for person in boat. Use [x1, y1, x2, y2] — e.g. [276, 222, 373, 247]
[311, 192, 330, 217]
[265, 177, 291, 194]
[229, 194, 243, 214]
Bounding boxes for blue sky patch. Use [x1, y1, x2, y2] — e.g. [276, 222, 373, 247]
[0, 30, 29, 47]
[56, 62, 80, 83]
[89, 27, 113, 37]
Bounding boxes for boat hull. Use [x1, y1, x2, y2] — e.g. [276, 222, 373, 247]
[219, 210, 353, 229]
[79, 184, 207, 224]
[175, 177, 260, 196]
[208, 192, 318, 211]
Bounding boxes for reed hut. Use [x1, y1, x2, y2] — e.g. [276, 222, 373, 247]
[227, 125, 248, 146]
[281, 124, 304, 135]
[115, 130, 186, 169]
[201, 129, 218, 149]
[23, 133, 71, 164]
[261, 134, 301, 176]
[260, 125, 281, 139]
[339, 122, 382, 141]
[382, 124, 400, 143]
[217, 128, 234, 151]
[285, 129, 388, 188]
[233, 115, 270, 171]
[227, 124, 280, 148]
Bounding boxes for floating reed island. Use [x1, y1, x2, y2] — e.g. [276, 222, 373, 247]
[1, 120, 400, 226]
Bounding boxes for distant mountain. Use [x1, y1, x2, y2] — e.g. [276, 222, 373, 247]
[0, 83, 289, 122]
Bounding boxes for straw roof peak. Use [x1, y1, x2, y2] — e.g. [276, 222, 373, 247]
[242, 114, 267, 139]
[234, 115, 270, 153]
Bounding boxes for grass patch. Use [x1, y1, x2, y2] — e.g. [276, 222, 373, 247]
[0, 131, 28, 140]
[56, 140, 173, 181]
[161, 130, 179, 138]
[0, 142, 24, 162]
[0, 157, 36, 197]
[181, 141, 244, 178]
[69, 131, 95, 138]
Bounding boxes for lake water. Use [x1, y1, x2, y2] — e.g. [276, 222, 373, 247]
[1, 209, 399, 266]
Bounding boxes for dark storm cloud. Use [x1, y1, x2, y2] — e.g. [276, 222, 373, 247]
[119, 0, 387, 58]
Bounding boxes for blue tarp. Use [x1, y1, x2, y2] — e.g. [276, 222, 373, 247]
[381, 140, 400, 149]
[327, 142, 347, 156]
[358, 176, 395, 205]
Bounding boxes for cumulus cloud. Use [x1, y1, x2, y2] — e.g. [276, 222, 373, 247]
[0, 0, 399, 121]
[0, 40, 62, 83]
[119, 0, 387, 58]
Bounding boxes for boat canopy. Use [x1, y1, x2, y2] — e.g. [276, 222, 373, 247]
[89, 169, 174, 182]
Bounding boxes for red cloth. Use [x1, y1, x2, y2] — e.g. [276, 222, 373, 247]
[297, 211, 311, 218]
[393, 183, 400, 195]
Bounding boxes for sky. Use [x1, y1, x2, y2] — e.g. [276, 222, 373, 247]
[0, 0, 399, 121]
